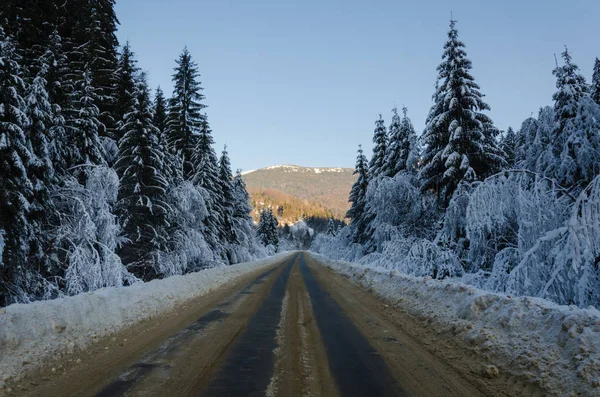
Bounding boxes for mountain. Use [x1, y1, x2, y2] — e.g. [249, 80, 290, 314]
[242, 165, 356, 223]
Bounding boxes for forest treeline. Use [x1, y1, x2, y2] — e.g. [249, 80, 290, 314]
[314, 20, 600, 308]
[0, 1, 264, 306]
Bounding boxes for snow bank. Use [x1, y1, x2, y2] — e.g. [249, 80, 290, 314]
[309, 252, 600, 396]
[0, 252, 293, 385]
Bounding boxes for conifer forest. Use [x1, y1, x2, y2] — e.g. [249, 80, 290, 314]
[314, 20, 600, 309]
[0, 1, 264, 306]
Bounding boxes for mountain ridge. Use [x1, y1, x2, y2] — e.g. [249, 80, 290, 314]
[242, 164, 356, 223]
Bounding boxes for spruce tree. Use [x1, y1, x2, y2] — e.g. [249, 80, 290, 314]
[499, 126, 517, 169]
[384, 107, 402, 177]
[419, 20, 505, 207]
[154, 86, 181, 185]
[191, 119, 225, 253]
[0, 28, 34, 305]
[269, 208, 279, 250]
[114, 42, 139, 144]
[24, 61, 57, 277]
[590, 58, 600, 106]
[540, 49, 600, 191]
[219, 146, 237, 245]
[67, 64, 106, 182]
[369, 114, 388, 179]
[257, 209, 270, 247]
[385, 106, 419, 177]
[542, 49, 600, 190]
[64, 0, 120, 141]
[167, 47, 206, 180]
[115, 74, 170, 280]
[326, 218, 336, 236]
[346, 145, 369, 242]
[43, 29, 70, 174]
[232, 169, 253, 222]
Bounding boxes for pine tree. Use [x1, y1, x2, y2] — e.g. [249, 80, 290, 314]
[385, 106, 418, 177]
[0, 28, 35, 305]
[592, 58, 600, 106]
[369, 114, 388, 179]
[167, 47, 206, 180]
[419, 20, 505, 207]
[346, 145, 369, 242]
[115, 74, 170, 280]
[499, 126, 517, 169]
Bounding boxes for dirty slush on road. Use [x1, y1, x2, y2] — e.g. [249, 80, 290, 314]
[16, 253, 541, 397]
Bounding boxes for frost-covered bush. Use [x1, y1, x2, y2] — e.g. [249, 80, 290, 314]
[507, 174, 600, 306]
[162, 182, 219, 274]
[365, 173, 439, 249]
[51, 167, 136, 296]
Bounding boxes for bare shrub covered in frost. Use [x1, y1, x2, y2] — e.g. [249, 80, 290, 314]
[507, 174, 600, 306]
[160, 182, 219, 275]
[51, 167, 136, 297]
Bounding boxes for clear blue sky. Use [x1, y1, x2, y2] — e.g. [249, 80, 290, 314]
[115, 0, 600, 172]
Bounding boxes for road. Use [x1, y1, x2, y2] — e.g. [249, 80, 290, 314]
[17, 252, 541, 397]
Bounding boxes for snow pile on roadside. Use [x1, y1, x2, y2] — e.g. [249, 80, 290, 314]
[309, 252, 600, 396]
[0, 252, 293, 386]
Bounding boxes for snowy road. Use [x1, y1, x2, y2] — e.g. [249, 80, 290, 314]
[15, 253, 544, 397]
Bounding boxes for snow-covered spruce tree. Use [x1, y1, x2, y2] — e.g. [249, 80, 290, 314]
[326, 218, 336, 236]
[419, 20, 505, 207]
[43, 30, 71, 175]
[167, 47, 206, 180]
[0, 28, 35, 305]
[114, 42, 139, 145]
[218, 146, 237, 246]
[256, 208, 279, 251]
[540, 49, 600, 191]
[385, 106, 419, 177]
[499, 126, 517, 169]
[346, 145, 369, 243]
[369, 114, 388, 179]
[269, 208, 279, 251]
[115, 74, 170, 280]
[230, 169, 264, 262]
[66, 63, 107, 183]
[153, 86, 182, 185]
[23, 60, 57, 282]
[361, 115, 389, 250]
[65, 0, 120, 142]
[191, 118, 226, 257]
[591, 58, 600, 106]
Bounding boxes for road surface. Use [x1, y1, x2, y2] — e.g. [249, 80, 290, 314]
[16, 253, 543, 397]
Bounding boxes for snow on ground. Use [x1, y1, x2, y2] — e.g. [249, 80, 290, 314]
[0, 252, 293, 387]
[309, 252, 600, 396]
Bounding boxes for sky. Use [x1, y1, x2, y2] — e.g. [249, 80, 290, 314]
[115, 0, 600, 172]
